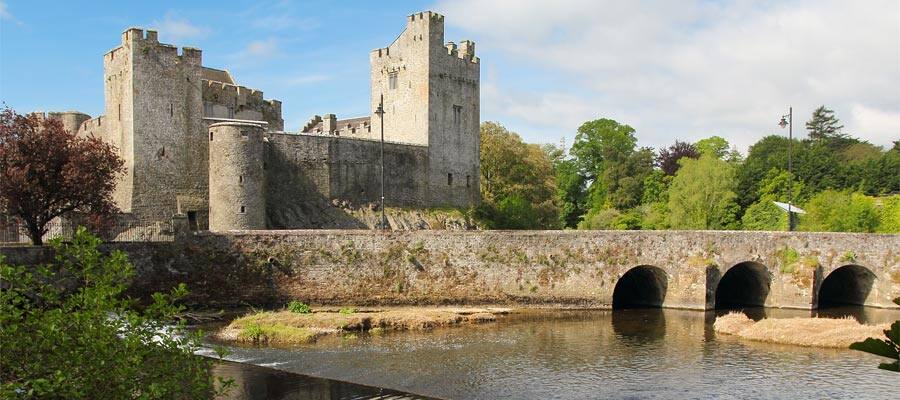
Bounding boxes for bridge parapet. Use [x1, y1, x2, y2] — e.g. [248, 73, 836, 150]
[1, 230, 897, 310]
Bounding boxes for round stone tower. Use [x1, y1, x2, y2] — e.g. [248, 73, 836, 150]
[208, 122, 266, 231]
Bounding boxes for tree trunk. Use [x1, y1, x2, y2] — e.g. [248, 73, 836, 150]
[25, 221, 43, 246]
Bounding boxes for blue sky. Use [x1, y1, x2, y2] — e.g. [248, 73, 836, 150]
[2, 0, 898, 152]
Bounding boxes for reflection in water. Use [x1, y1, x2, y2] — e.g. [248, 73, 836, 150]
[212, 308, 900, 400]
[213, 359, 434, 400]
[611, 308, 666, 343]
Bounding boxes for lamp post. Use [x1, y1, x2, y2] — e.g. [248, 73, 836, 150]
[375, 94, 387, 230]
[778, 107, 795, 231]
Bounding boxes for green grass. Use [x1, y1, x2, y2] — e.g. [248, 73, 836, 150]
[237, 322, 317, 344]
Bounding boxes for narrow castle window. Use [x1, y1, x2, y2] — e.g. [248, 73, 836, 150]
[209, 131, 214, 141]
[447, 173, 453, 186]
[466, 175, 471, 188]
[453, 105, 462, 128]
[240, 130, 248, 139]
[239, 206, 246, 214]
[118, 104, 121, 121]
[238, 175, 243, 184]
[389, 72, 398, 90]
[169, 104, 173, 117]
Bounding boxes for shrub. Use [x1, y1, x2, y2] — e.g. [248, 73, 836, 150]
[339, 307, 356, 315]
[0, 227, 231, 398]
[287, 301, 312, 314]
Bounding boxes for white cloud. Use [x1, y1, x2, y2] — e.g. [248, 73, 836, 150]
[434, 0, 900, 151]
[228, 38, 281, 69]
[0, 1, 24, 26]
[851, 105, 900, 146]
[151, 12, 210, 44]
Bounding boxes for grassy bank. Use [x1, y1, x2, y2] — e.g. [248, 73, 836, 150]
[218, 307, 507, 345]
[714, 312, 888, 348]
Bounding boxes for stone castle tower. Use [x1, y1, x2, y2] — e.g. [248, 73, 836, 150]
[38, 11, 479, 232]
[370, 11, 480, 206]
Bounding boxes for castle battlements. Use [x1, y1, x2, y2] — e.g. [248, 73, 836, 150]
[39, 11, 478, 231]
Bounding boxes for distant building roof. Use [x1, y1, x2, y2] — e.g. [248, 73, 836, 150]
[201, 67, 234, 84]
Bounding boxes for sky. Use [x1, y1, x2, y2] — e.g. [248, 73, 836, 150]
[1, 0, 898, 153]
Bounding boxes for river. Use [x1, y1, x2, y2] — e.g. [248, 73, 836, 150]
[204, 307, 899, 399]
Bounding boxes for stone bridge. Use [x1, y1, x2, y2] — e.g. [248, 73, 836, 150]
[2, 230, 898, 310]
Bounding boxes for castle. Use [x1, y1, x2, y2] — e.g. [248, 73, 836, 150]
[44, 11, 480, 232]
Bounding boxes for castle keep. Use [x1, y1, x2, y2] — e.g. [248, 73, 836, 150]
[51, 11, 480, 231]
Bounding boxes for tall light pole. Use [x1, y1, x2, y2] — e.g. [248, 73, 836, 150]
[375, 94, 387, 230]
[779, 107, 794, 231]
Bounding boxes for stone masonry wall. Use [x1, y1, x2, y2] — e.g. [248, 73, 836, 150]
[3, 231, 896, 310]
[265, 133, 429, 228]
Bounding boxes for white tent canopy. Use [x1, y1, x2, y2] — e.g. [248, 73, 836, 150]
[773, 201, 806, 214]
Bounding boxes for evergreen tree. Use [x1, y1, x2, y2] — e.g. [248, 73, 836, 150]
[806, 105, 846, 141]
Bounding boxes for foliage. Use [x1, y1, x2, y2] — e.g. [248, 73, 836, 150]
[806, 105, 846, 142]
[877, 195, 900, 233]
[571, 118, 652, 213]
[0, 108, 125, 245]
[667, 155, 739, 229]
[479, 122, 559, 229]
[287, 301, 312, 314]
[799, 190, 879, 232]
[339, 308, 355, 315]
[577, 207, 621, 230]
[547, 144, 587, 228]
[695, 136, 731, 160]
[657, 140, 698, 176]
[741, 200, 788, 231]
[849, 320, 899, 373]
[0, 227, 230, 398]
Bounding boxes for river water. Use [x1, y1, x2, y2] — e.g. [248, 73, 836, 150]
[207, 307, 899, 400]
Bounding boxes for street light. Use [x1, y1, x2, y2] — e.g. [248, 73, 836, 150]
[374, 94, 387, 230]
[778, 107, 795, 231]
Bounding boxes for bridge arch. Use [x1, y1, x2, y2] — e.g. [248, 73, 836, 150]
[612, 265, 668, 309]
[714, 261, 771, 309]
[817, 264, 876, 307]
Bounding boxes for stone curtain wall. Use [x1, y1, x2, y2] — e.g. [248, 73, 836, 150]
[2, 231, 897, 309]
[266, 134, 429, 229]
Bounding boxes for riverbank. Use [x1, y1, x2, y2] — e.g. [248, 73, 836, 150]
[217, 306, 510, 345]
[713, 312, 889, 348]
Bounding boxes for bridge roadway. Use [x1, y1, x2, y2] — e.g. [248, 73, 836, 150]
[2, 230, 898, 309]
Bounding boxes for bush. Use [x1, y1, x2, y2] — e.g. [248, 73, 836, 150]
[287, 301, 312, 314]
[0, 227, 231, 398]
[800, 190, 878, 232]
[339, 307, 355, 315]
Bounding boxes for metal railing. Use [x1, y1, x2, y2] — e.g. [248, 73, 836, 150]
[0, 218, 174, 244]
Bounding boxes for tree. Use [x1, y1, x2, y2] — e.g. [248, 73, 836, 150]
[570, 118, 651, 212]
[0, 108, 124, 245]
[806, 105, 846, 141]
[0, 228, 232, 398]
[799, 190, 879, 232]
[695, 136, 731, 159]
[740, 168, 804, 231]
[546, 145, 587, 229]
[478, 122, 559, 228]
[877, 195, 900, 233]
[657, 140, 699, 176]
[668, 155, 739, 229]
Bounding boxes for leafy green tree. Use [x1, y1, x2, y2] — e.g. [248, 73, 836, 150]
[877, 195, 900, 233]
[799, 190, 879, 232]
[806, 105, 847, 142]
[695, 136, 731, 159]
[668, 155, 739, 229]
[479, 122, 559, 228]
[741, 169, 805, 231]
[577, 207, 621, 230]
[570, 118, 652, 212]
[0, 228, 231, 398]
[550, 155, 587, 229]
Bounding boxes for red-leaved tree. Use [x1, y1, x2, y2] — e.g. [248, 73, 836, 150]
[0, 108, 124, 245]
